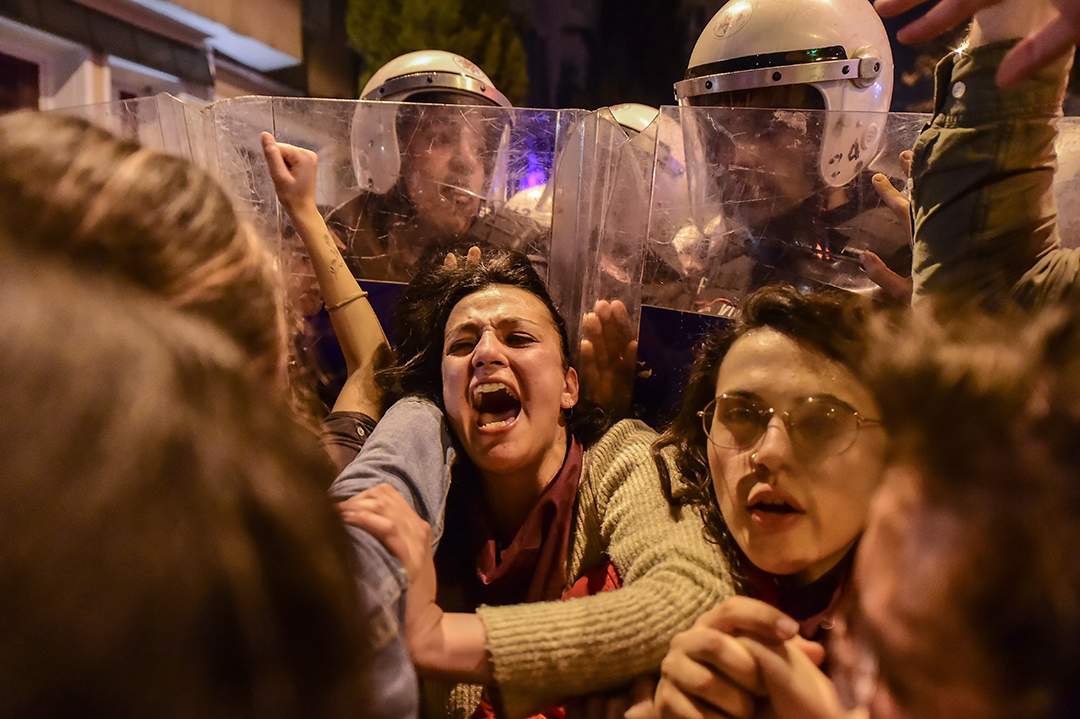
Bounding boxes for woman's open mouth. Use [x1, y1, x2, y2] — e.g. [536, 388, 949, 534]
[472, 381, 521, 429]
[747, 499, 805, 531]
[745, 484, 805, 528]
[748, 500, 801, 515]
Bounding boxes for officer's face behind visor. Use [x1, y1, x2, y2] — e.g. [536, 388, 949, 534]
[686, 84, 826, 227]
[685, 83, 826, 171]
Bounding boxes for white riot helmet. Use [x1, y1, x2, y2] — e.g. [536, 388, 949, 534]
[605, 103, 686, 185]
[607, 103, 659, 136]
[674, 0, 893, 187]
[352, 50, 511, 194]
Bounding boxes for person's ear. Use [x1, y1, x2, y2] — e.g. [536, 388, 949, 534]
[561, 366, 579, 409]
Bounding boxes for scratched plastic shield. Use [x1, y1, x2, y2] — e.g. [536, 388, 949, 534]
[547, 108, 653, 365]
[643, 105, 926, 315]
[196, 97, 583, 408]
[226, 99, 581, 286]
[192, 98, 582, 282]
[44, 95, 1080, 419]
[55, 92, 207, 163]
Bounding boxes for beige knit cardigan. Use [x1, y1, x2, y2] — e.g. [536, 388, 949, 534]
[423, 418, 734, 718]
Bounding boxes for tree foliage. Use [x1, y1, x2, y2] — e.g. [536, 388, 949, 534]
[346, 0, 529, 105]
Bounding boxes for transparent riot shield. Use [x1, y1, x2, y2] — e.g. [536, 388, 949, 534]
[547, 108, 652, 369]
[199, 98, 581, 285]
[631, 105, 921, 424]
[40, 95, 1080, 423]
[189, 97, 584, 408]
[56, 92, 206, 163]
[643, 105, 926, 315]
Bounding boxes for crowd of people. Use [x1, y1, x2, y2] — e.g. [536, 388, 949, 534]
[5, 0, 1080, 718]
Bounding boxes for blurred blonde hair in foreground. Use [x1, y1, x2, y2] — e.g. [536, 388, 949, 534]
[0, 110, 288, 395]
[0, 244, 376, 719]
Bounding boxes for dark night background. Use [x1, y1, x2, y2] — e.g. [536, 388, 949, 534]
[346, 0, 970, 112]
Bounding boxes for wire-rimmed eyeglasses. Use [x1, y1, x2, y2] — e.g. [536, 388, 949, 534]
[698, 393, 882, 458]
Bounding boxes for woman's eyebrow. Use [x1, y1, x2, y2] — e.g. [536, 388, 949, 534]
[444, 315, 543, 337]
[495, 315, 543, 330]
[719, 390, 761, 401]
[806, 393, 862, 410]
[444, 319, 479, 338]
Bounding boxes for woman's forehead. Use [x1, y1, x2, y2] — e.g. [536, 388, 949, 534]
[716, 328, 871, 405]
[445, 284, 556, 331]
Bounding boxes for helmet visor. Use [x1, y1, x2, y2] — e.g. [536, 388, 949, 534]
[641, 105, 923, 312]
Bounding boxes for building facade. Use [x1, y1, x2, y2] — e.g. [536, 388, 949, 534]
[0, 0, 358, 111]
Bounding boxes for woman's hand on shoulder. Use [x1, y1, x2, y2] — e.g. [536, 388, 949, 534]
[339, 485, 493, 682]
[337, 484, 445, 664]
[337, 483, 433, 581]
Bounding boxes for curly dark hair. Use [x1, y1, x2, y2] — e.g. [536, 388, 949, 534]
[377, 243, 609, 446]
[652, 284, 876, 592]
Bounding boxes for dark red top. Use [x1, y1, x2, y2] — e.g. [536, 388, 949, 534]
[461, 437, 585, 607]
[742, 544, 857, 641]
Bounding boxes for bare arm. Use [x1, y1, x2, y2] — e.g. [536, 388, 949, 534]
[260, 132, 388, 418]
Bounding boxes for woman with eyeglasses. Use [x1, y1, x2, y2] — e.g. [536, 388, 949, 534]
[649, 284, 886, 718]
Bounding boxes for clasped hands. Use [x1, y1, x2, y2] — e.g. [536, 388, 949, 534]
[649, 596, 852, 719]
